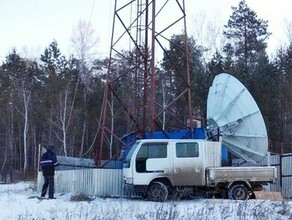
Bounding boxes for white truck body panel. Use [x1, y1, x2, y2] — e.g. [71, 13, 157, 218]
[172, 140, 221, 186]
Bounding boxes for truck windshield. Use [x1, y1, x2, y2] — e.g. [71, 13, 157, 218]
[123, 142, 140, 168]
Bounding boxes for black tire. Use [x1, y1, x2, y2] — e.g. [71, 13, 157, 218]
[228, 184, 248, 200]
[147, 181, 168, 202]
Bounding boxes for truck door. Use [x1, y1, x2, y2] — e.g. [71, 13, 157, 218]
[173, 142, 204, 186]
[134, 142, 171, 185]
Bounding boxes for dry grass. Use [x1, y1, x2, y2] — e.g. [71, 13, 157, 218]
[70, 193, 94, 202]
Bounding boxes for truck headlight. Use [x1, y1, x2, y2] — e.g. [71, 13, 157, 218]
[124, 177, 133, 184]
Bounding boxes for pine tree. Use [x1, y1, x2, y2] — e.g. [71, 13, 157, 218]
[223, 0, 270, 82]
[273, 44, 292, 153]
[161, 34, 205, 126]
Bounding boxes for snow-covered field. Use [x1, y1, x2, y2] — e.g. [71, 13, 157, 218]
[0, 182, 291, 220]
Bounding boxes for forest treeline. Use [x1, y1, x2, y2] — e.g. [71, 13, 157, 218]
[1, 0, 292, 179]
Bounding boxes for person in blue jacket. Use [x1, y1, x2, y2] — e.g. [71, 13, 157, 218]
[40, 145, 59, 199]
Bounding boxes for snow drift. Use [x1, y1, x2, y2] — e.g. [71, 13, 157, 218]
[0, 182, 291, 220]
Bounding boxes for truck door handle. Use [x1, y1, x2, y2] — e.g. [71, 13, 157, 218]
[174, 168, 181, 173]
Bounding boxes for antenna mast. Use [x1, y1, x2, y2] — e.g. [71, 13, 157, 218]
[96, 0, 193, 165]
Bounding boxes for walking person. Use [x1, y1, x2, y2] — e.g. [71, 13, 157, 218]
[40, 145, 59, 199]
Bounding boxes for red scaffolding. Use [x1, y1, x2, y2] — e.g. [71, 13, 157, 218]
[96, 0, 193, 165]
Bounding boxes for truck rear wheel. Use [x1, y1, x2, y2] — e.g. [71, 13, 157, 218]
[147, 181, 168, 202]
[228, 184, 248, 200]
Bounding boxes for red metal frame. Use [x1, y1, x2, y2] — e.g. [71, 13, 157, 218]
[96, 0, 193, 166]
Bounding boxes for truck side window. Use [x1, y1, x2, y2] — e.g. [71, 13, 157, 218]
[176, 142, 199, 158]
[136, 143, 167, 172]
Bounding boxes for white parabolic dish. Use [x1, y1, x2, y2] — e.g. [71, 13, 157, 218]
[207, 73, 268, 164]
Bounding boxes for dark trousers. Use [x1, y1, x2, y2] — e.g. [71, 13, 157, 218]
[41, 175, 55, 198]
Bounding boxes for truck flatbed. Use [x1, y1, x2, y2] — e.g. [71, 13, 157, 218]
[207, 166, 277, 185]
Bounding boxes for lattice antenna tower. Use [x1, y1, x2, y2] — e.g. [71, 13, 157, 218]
[97, 0, 193, 164]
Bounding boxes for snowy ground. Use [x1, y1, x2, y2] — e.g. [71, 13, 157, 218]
[0, 182, 292, 220]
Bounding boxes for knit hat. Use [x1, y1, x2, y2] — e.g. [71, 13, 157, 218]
[46, 145, 54, 151]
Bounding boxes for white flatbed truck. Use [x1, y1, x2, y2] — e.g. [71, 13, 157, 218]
[123, 139, 277, 202]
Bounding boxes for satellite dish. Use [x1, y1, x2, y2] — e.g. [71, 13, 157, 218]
[206, 73, 268, 164]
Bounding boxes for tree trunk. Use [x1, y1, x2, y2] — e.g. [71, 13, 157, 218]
[79, 89, 87, 157]
[23, 90, 30, 172]
[61, 88, 68, 157]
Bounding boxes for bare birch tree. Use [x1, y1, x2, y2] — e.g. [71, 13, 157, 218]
[71, 19, 99, 157]
[10, 80, 31, 173]
[190, 11, 225, 62]
[71, 19, 99, 87]
[53, 85, 73, 157]
[22, 87, 31, 172]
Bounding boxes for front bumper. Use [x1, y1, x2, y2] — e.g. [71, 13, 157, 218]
[123, 183, 147, 196]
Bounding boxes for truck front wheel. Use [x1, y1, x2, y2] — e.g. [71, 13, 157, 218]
[147, 181, 168, 202]
[228, 184, 248, 200]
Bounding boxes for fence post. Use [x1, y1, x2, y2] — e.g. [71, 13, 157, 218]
[280, 154, 283, 196]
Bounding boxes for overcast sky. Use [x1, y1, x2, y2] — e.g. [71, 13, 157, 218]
[1, 0, 292, 63]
